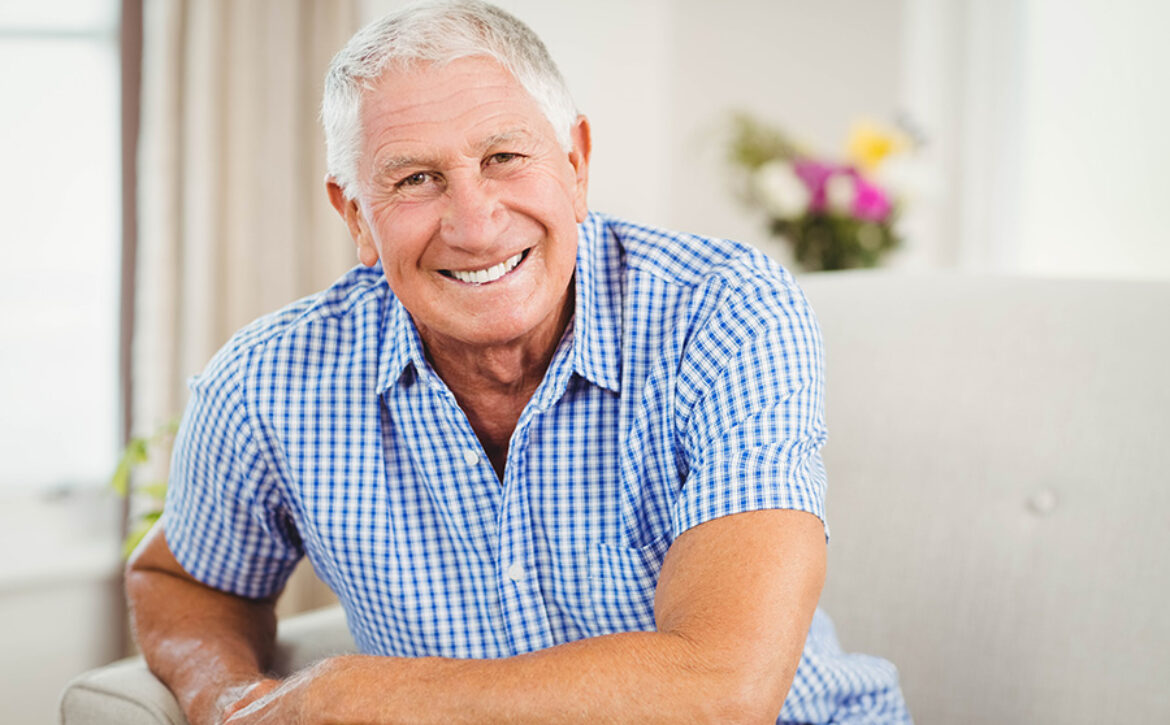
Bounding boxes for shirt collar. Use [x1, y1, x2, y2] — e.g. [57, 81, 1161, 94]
[571, 211, 622, 394]
[376, 267, 429, 395]
[375, 211, 623, 396]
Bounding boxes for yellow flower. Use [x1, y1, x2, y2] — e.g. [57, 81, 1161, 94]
[846, 119, 908, 173]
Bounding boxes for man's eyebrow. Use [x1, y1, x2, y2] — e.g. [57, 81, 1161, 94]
[373, 154, 433, 180]
[372, 129, 537, 180]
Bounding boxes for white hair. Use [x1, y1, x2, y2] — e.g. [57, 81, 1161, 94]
[322, 0, 578, 199]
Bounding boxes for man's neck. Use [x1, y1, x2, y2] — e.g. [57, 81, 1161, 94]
[416, 292, 574, 480]
[420, 298, 572, 400]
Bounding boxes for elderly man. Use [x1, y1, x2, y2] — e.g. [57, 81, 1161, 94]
[127, 1, 909, 723]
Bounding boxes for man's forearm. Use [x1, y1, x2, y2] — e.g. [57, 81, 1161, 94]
[230, 510, 823, 725]
[247, 628, 788, 724]
[126, 526, 280, 725]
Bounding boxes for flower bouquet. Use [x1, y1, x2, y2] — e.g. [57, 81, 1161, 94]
[729, 113, 914, 271]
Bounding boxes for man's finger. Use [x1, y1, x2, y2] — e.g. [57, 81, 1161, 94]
[221, 679, 280, 723]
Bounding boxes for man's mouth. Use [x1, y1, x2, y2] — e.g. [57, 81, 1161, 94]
[440, 249, 529, 285]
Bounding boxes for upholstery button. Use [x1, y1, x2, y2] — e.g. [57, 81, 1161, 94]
[505, 562, 525, 583]
[1027, 488, 1058, 516]
[463, 448, 479, 466]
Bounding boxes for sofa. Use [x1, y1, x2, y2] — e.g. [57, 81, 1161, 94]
[60, 273, 1170, 723]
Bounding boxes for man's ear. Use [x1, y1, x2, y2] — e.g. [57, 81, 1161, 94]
[326, 177, 379, 267]
[568, 115, 592, 222]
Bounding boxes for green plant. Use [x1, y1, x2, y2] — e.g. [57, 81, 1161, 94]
[111, 419, 178, 557]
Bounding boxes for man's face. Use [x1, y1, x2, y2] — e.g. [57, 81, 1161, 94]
[330, 56, 590, 355]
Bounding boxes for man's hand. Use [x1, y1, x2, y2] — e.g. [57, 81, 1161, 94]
[222, 657, 379, 724]
[221, 671, 311, 724]
[219, 679, 283, 724]
[125, 525, 281, 725]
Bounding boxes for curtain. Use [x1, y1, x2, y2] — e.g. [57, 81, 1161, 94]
[134, 0, 361, 615]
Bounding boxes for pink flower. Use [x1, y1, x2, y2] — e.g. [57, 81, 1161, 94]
[794, 159, 893, 222]
[793, 159, 835, 213]
[850, 172, 893, 222]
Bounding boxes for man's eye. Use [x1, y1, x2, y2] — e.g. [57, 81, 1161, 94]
[398, 172, 431, 188]
[487, 152, 520, 165]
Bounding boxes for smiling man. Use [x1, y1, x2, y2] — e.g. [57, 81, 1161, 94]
[126, 2, 910, 723]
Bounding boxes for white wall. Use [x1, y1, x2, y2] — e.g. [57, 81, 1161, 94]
[0, 490, 123, 723]
[904, 0, 1170, 279]
[1015, 0, 1170, 278]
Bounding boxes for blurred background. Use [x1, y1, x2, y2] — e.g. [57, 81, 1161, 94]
[1, 0, 1167, 721]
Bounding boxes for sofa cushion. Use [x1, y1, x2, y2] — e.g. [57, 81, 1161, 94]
[802, 273, 1170, 724]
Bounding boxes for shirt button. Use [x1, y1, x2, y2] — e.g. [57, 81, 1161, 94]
[1027, 488, 1059, 516]
[463, 448, 479, 466]
[505, 562, 525, 583]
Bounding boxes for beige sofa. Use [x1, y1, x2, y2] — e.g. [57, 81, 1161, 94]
[60, 273, 1170, 724]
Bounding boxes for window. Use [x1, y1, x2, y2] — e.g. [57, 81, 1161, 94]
[0, 0, 121, 491]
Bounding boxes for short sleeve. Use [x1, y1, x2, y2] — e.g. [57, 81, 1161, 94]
[161, 349, 303, 599]
[671, 268, 829, 539]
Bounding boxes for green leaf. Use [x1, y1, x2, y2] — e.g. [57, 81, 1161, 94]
[138, 481, 169, 500]
[111, 458, 131, 496]
[728, 112, 798, 170]
[111, 420, 181, 497]
[127, 437, 149, 464]
[111, 436, 149, 496]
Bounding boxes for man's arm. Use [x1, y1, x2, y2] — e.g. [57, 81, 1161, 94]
[126, 524, 283, 725]
[229, 508, 825, 724]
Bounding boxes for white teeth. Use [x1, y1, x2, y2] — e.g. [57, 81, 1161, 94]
[449, 251, 524, 284]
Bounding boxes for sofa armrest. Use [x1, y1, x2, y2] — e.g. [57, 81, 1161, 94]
[269, 605, 355, 675]
[59, 605, 354, 725]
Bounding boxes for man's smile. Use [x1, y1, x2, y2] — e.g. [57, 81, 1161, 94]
[439, 248, 530, 285]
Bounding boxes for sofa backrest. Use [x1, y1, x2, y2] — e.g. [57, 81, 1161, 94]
[801, 272, 1170, 724]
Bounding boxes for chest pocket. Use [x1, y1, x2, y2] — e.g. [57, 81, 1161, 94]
[586, 534, 671, 637]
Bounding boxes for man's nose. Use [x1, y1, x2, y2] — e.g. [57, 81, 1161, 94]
[439, 177, 505, 251]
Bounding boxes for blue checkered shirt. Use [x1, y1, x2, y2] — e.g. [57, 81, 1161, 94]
[163, 211, 909, 723]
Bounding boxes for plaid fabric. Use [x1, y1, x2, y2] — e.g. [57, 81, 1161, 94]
[163, 211, 909, 723]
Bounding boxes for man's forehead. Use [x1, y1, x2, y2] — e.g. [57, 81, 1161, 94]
[363, 58, 541, 131]
[365, 55, 526, 108]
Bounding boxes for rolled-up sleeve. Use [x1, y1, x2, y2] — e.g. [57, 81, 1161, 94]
[161, 345, 303, 599]
[671, 271, 829, 540]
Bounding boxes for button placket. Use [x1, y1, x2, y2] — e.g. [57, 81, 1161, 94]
[389, 377, 502, 566]
[493, 425, 555, 653]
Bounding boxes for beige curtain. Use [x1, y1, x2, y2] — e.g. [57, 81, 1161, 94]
[134, 0, 361, 615]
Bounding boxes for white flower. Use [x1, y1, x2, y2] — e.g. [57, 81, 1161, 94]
[753, 160, 809, 217]
[825, 172, 856, 214]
